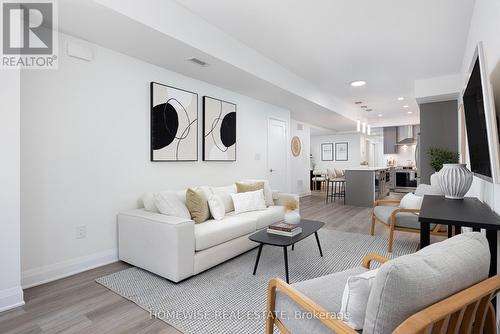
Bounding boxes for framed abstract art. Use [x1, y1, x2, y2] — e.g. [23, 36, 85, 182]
[150, 82, 198, 161]
[203, 96, 237, 161]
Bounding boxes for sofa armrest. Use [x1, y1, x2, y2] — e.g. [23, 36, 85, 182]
[266, 278, 357, 334]
[118, 209, 195, 282]
[273, 192, 300, 208]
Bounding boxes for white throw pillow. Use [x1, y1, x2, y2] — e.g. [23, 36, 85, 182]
[142, 192, 159, 212]
[399, 192, 424, 209]
[211, 185, 237, 213]
[340, 269, 379, 330]
[231, 189, 267, 214]
[240, 179, 274, 206]
[153, 191, 191, 218]
[208, 193, 225, 220]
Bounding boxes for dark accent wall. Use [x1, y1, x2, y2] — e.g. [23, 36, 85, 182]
[419, 100, 459, 184]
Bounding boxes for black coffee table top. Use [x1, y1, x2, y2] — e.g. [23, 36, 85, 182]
[249, 219, 324, 246]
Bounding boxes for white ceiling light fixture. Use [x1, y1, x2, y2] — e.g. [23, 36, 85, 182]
[362, 122, 366, 133]
[403, 105, 409, 108]
[397, 97, 404, 101]
[356, 120, 361, 132]
[350, 80, 366, 87]
[367, 125, 371, 135]
[408, 111, 413, 114]
[377, 114, 383, 117]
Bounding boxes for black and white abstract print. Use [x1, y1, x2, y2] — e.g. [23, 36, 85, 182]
[203, 96, 236, 161]
[150, 82, 198, 161]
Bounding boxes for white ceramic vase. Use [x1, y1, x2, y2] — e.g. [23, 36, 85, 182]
[285, 210, 301, 225]
[438, 164, 473, 200]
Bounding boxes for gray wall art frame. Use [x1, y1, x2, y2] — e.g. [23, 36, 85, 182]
[321, 143, 334, 161]
[150, 82, 198, 161]
[335, 142, 349, 161]
[203, 96, 237, 161]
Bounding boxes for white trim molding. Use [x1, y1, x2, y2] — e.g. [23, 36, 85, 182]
[22, 248, 118, 289]
[0, 286, 24, 313]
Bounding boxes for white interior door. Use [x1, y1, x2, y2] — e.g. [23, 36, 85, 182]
[268, 118, 287, 191]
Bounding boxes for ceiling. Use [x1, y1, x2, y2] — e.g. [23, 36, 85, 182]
[174, 0, 475, 121]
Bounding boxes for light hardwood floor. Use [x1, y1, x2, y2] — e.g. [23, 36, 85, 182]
[0, 191, 425, 334]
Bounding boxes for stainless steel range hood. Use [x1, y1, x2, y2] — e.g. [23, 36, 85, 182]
[396, 125, 417, 145]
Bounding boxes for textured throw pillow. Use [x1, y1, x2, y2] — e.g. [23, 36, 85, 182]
[142, 192, 159, 212]
[186, 188, 210, 223]
[236, 181, 265, 193]
[231, 189, 267, 214]
[153, 191, 191, 218]
[211, 185, 237, 213]
[400, 192, 423, 209]
[208, 193, 225, 220]
[340, 269, 379, 330]
[239, 179, 274, 206]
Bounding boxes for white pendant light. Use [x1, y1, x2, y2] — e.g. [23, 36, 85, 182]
[362, 122, 366, 133]
[356, 120, 361, 132]
[367, 125, 371, 135]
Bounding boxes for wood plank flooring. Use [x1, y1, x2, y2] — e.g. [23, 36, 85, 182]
[0, 191, 429, 334]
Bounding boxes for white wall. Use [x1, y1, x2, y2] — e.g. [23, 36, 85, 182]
[311, 133, 362, 170]
[0, 70, 24, 311]
[290, 120, 311, 196]
[20, 33, 290, 287]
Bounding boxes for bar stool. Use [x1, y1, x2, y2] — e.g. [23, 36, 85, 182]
[311, 170, 327, 191]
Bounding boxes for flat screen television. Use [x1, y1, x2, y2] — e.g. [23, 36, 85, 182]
[462, 42, 500, 183]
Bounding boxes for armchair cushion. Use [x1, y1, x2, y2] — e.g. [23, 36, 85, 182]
[373, 206, 446, 231]
[363, 232, 490, 334]
[275, 267, 367, 334]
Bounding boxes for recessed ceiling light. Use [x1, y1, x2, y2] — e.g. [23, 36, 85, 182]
[377, 114, 383, 117]
[350, 80, 366, 87]
[403, 105, 409, 108]
[397, 97, 404, 101]
[407, 111, 413, 114]
[361, 105, 368, 108]
[354, 101, 363, 104]
[366, 109, 372, 112]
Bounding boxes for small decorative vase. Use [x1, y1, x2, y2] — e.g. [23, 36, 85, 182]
[284, 210, 301, 225]
[438, 164, 473, 200]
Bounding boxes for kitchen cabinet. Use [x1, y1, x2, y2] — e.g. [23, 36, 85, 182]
[383, 126, 397, 154]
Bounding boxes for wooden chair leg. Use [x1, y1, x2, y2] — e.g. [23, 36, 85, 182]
[370, 214, 376, 236]
[388, 218, 395, 253]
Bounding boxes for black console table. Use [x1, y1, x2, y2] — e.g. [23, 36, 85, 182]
[419, 195, 500, 278]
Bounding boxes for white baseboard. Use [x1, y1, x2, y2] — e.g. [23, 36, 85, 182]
[22, 248, 118, 289]
[299, 191, 312, 197]
[0, 286, 24, 313]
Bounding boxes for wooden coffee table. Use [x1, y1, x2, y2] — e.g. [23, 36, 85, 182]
[248, 219, 325, 283]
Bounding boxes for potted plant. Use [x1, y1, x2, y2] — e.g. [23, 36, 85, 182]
[429, 148, 472, 199]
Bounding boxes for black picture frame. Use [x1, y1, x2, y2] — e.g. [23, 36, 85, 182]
[321, 143, 334, 161]
[150, 82, 198, 162]
[335, 142, 349, 161]
[202, 96, 237, 161]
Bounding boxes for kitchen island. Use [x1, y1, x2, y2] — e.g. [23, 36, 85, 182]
[344, 167, 390, 207]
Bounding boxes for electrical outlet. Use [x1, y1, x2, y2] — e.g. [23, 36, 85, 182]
[76, 225, 86, 239]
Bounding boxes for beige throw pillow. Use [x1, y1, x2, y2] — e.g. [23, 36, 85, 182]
[236, 181, 264, 193]
[186, 188, 210, 224]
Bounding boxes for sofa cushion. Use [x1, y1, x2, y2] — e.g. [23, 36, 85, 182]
[275, 267, 368, 334]
[211, 184, 237, 213]
[235, 205, 285, 229]
[363, 232, 490, 334]
[235, 181, 264, 193]
[194, 214, 257, 251]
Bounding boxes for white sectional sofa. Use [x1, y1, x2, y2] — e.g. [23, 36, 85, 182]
[118, 182, 298, 282]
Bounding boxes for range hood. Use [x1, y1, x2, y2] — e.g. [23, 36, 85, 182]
[396, 125, 417, 145]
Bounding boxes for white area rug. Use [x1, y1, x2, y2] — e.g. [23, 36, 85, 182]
[97, 230, 418, 334]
